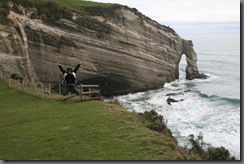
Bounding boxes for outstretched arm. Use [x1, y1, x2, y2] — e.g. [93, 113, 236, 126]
[73, 64, 81, 73]
[58, 62, 66, 74]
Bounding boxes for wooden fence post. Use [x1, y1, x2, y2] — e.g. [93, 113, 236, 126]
[59, 84, 61, 97]
[88, 87, 91, 99]
[25, 80, 27, 92]
[8, 78, 11, 87]
[21, 80, 24, 91]
[80, 85, 83, 101]
[18, 80, 21, 91]
[41, 83, 44, 98]
[49, 84, 51, 95]
[26, 81, 29, 94]
[21, 80, 23, 91]
[34, 82, 37, 96]
[30, 82, 34, 95]
[78, 85, 100, 101]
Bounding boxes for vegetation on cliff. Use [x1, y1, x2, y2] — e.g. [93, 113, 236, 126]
[188, 134, 235, 160]
[0, 1, 10, 25]
[0, 0, 121, 22]
[2, 0, 121, 36]
[1, 0, 176, 34]
[6, 0, 139, 18]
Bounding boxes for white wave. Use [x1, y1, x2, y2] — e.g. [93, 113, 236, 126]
[163, 83, 180, 90]
[109, 65, 240, 159]
[114, 85, 240, 159]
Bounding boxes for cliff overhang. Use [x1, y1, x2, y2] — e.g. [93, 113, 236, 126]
[0, 0, 208, 96]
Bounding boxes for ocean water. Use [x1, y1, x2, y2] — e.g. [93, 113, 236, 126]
[112, 33, 241, 159]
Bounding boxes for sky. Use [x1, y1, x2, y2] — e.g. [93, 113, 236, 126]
[90, 0, 240, 35]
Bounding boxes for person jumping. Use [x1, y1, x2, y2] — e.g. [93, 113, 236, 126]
[58, 62, 81, 96]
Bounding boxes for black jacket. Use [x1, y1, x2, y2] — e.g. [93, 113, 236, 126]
[58, 64, 80, 84]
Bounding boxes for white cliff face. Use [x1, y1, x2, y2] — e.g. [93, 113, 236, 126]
[0, 4, 206, 96]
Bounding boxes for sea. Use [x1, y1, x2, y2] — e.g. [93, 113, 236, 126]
[110, 32, 241, 159]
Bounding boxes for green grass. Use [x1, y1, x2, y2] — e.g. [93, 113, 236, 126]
[37, 0, 117, 16]
[54, 0, 115, 14]
[0, 79, 199, 160]
[9, 0, 118, 16]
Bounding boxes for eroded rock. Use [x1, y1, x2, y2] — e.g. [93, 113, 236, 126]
[0, 3, 207, 96]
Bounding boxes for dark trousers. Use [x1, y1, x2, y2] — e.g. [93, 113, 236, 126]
[62, 84, 80, 96]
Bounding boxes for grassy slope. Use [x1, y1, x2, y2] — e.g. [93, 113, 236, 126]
[0, 0, 193, 160]
[9, 0, 117, 15]
[0, 79, 199, 160]
[53, 0, 115, 12]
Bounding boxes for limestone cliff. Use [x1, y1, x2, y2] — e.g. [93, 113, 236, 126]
[0, 1, 207, 96]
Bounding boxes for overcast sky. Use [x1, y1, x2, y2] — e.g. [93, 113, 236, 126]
[91, 0, 240, 35]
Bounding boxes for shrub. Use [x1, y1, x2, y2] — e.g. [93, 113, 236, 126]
[207, 147, 236, 160]
[8, 0, 73, 23]
[10, 0, 33, 7]
[10, 73, 24, 82]
[81, 4, 121, 18]
[188, 134, 236, 160]
[140, 109, 167, 133]
[188, 134, 205, 156]
[0, 1, 10, 25]
[34, 1, 73, 23]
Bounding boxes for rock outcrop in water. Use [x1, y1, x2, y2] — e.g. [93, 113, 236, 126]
[0, 1, 207, 96]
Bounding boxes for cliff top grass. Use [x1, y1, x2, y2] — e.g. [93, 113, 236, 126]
[8, 0, 120, 16]
[9, 0, 114, 8]
[1, 0, 125, 31]
[1, 0, 176, 33]
[0, 79, 200, 160]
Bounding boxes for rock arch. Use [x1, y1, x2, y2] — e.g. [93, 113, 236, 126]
[176, 53, 187, 79]
[176, 39, 208, 80]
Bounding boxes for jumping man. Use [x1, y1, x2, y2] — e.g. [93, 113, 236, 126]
[58, 62, 81, 96]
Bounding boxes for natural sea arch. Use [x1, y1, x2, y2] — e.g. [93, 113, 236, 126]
[176, 53, 187, 79]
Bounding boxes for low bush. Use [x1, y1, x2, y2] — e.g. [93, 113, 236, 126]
[140, 109, 167, 133]
[0, 1, 10, 25]
[207, 147, 236, 160]
[188, 134, 236, 160]
[10, 73, 24, 82]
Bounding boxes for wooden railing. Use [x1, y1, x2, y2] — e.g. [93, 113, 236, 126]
[0, 70, 101, 101]
[79, 85, 101, 101]
[7, 78, 63, 99]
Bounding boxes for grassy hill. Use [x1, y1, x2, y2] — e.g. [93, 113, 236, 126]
[6, 0, 122, 16]
[0, 79, 200, 160]
[1, 0, 144, 26]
